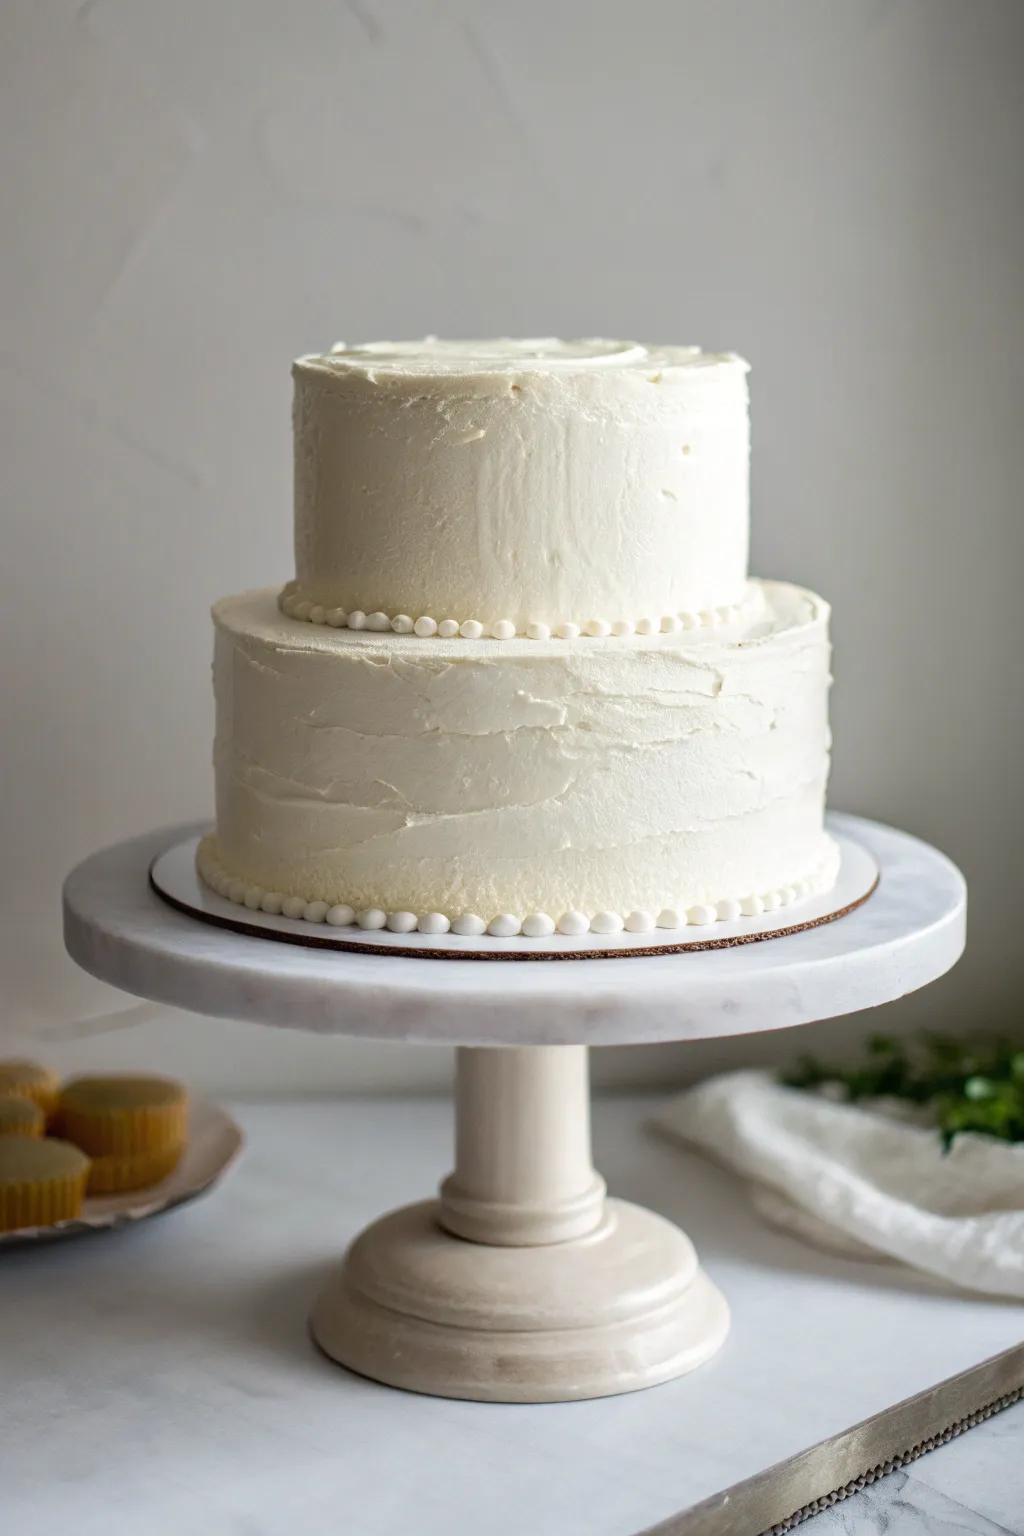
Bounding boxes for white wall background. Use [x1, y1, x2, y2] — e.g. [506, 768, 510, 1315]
[2, 0, 1021, 1092]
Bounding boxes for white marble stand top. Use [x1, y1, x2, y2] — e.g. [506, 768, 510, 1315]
[62, 813, 965, 1046]
[1, 1096, 1019, 1536]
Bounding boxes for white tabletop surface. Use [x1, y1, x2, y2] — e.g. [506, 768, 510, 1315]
[1, 1095, 1018, 1536]
[63, 813, 966, 1045]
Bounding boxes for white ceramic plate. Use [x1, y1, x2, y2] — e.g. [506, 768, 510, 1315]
[150, 829, 879, 961]
[0, 1095, 243, 1248]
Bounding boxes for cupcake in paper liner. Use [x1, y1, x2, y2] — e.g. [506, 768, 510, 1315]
[0, 1095, 45, 1139]
[56, 1075, 188, 1160]
[0, 1061, 60, 1121]
[0, 1138, 90, 1233]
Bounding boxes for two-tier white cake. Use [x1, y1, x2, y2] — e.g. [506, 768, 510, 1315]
[199, 338, 837, 938]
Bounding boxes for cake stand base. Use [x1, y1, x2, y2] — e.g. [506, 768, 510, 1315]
[312, 1043, 729, 1402]
[311, 1197, 728, 1403]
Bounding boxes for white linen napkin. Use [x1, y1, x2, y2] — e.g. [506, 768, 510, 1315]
[652, 1069, 1024, 1299]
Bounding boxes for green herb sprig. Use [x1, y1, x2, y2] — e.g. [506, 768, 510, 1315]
[781, 1034, 1024, 1149]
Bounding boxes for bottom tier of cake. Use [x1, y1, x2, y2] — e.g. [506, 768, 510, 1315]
[202, 581, 838, 933]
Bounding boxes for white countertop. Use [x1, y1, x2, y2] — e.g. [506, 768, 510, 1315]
[1, 1095, 1020, 1536]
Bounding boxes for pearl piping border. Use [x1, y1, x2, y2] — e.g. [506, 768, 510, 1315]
[196, 837, 838, 941]
[277, 582, 747, 640]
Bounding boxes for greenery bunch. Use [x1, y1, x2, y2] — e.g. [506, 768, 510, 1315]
[781, 1034, 1024, 1149]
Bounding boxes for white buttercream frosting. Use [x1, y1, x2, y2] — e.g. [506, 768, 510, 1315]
[292, 338, 750, 629]
[206, 582, 836, 921]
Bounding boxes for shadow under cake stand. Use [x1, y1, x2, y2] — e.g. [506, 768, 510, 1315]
[62, 812, 965, 1404]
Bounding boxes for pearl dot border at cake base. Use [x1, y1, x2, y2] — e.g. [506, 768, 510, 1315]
[194, 837, 840, 941]
[277, 582, 746, 640]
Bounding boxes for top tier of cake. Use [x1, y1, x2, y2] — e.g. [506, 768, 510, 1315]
[290, 338, 750, 634]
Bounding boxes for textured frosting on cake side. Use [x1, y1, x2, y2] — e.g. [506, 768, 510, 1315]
[206, 582, 835, 921]
[292, 338, 750, 629]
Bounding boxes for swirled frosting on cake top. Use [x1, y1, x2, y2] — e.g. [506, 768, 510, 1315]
[310, 337, 741, 375]
[291, 338, 750, 632]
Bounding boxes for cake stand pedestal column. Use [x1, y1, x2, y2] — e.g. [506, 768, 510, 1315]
[63, 814, 967, 1407]
[440, 1045, 605, 1244]
[311, 1045, 728, 1401]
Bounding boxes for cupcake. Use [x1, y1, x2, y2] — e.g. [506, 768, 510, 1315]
[0, 1060, 60, 1121]
[0, 1137, 90, 1232]
[0, 1095, 45, 1139]
[56, 1075, 187, 1194]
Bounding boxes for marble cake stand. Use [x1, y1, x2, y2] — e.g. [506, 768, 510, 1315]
[62, 812, 965, 1405]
